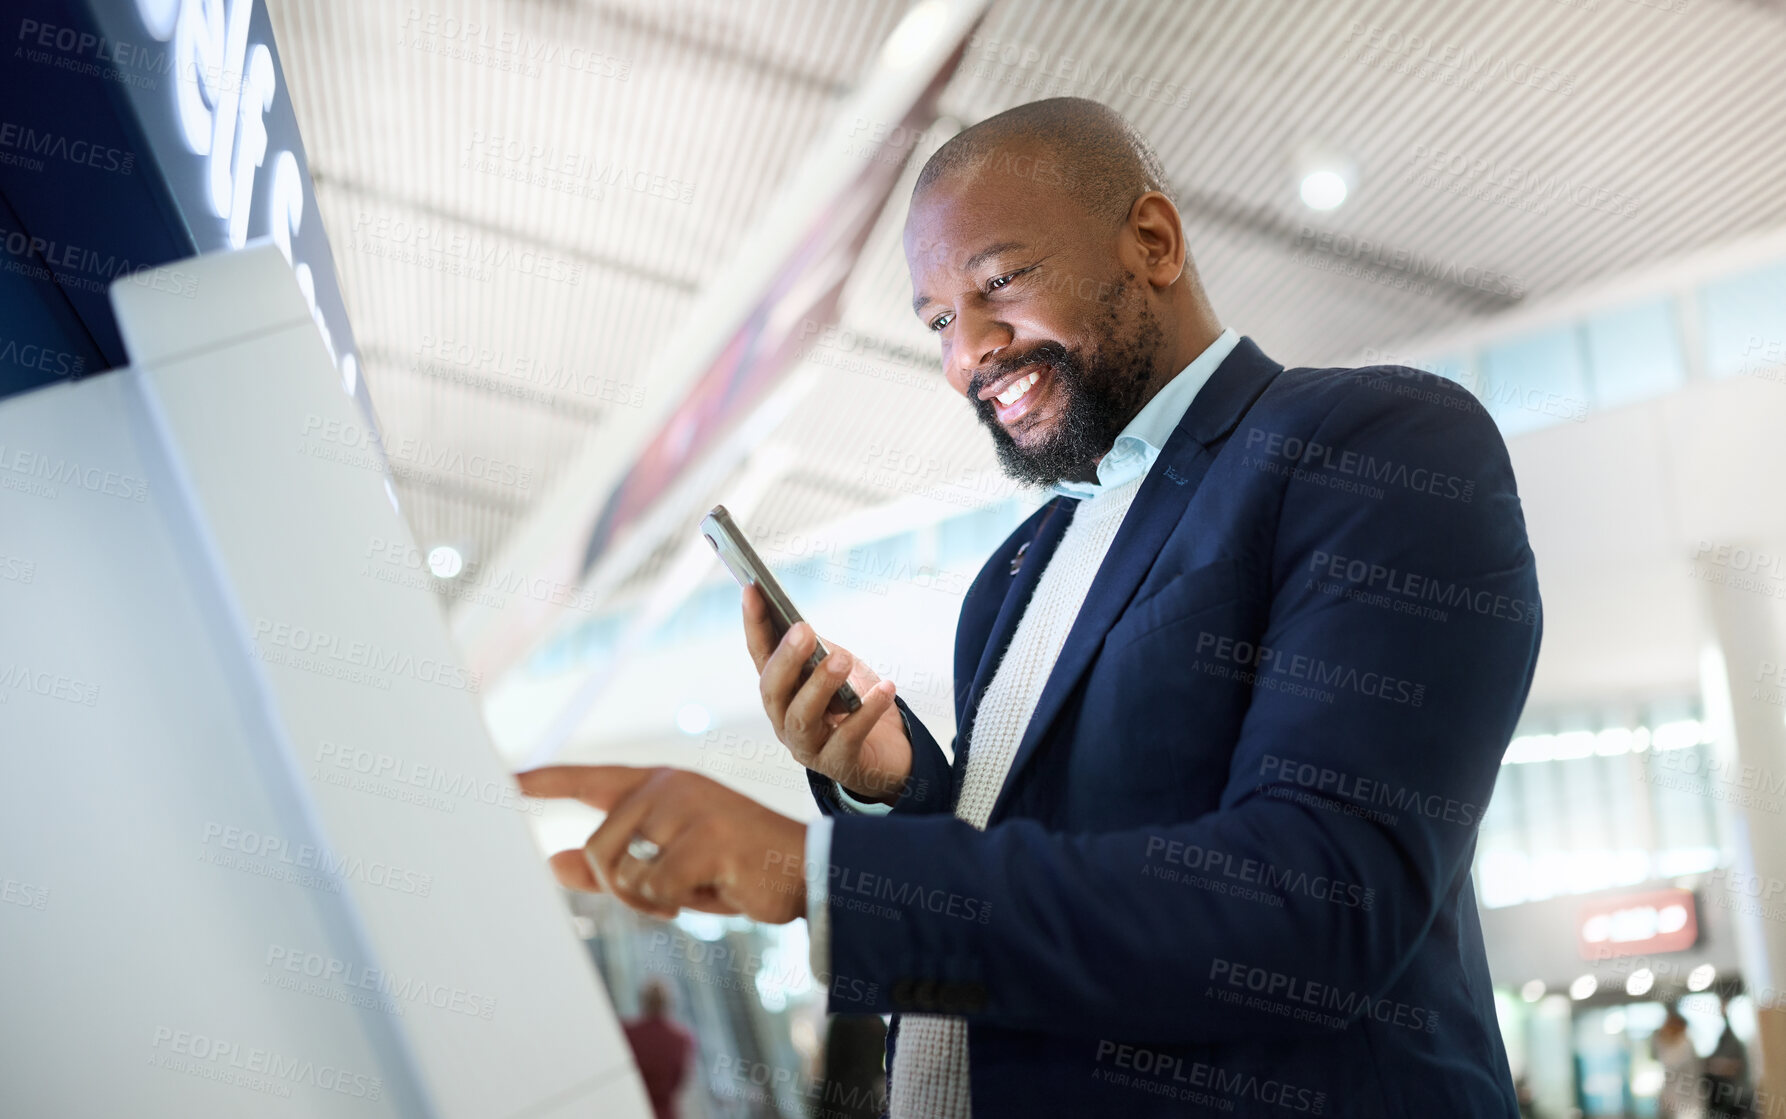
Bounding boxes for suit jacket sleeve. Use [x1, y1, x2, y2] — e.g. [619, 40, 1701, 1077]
[819, 382, 1541, 1041]
[806, 693, 957, 817]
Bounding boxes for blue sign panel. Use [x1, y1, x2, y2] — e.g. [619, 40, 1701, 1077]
[0, 0, 365, 420]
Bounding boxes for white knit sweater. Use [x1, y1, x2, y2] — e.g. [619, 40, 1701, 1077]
[891, 471, 1147, 1119]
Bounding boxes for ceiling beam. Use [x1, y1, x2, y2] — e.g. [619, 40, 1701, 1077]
[450, 0, 994, 689]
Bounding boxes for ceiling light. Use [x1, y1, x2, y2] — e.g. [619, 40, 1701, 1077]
[676, 703, 711, 736]
[1689, 964, 1717, 992]
[1521, 980, 1547, 1003]
[1627, 969, 1654, 997]
[1504, 734, 1554, 764]
[1570, 974, 1598, 1000]
[1293, 143, 1357, 213]
[879, 0, 949, 69]
[1653, 720, 1704, 751]
[427, 545, 465, 579]
[1299, 169, 1349, 211]
[1552, 731, 1597, 760]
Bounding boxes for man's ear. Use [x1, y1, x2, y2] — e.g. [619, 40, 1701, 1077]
[1127, 191, 1186, 290]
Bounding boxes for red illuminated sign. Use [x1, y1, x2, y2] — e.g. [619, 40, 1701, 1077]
[1578, 888, 1698, 959]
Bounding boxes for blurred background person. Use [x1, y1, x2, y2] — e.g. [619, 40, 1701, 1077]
[1705, 992, 1755, 1119]
[621, 979, 695, 1119]
[1656, 1004, 1704, 1119]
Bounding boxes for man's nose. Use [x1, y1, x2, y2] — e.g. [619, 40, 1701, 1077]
[948, 315, 1012, 397]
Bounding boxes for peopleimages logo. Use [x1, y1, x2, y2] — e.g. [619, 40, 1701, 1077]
[1307, 550, 1539, 626]
[1208, 959, 1440, 1034]
[1259, 754, 1479, 827]
[265, 944, 497, 1021]
[1243, 426, 1477, 503]
[0, 440, 148, 502]
[149, 1025, 383, 1101]
[200, 821, 434, 898]
[300, 414, 535, 493]
[462, 130, 695, 205]
[645, 927, 881, 1007]
[0, 333, 86, 377]
[413, 333, 646, 410]
[1342, 23, 1578, 97]
[251, 616, 481, 694]
[1, 875, 49, 911]
[0, 662, 101, 708]
[0, 552, 34, 583]
[1293, 225, 1525, 300]
[1144, 836, 1377, 911]
[397, 9, 632, 82]
[0, 122, 135, 175]
[713, 1056, 884, 1116]
[314, 738, 544, 818]
[362, 538, 595, 613]
[0, 231, 198, 298]
[14, 16, 174, 90]
[1198, 632, 1427, 708]
[1094, 1042, 1329, 1113]
[1406, 143, 1639, 218]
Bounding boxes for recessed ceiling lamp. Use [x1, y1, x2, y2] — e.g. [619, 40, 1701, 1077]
[1300, 169, 1350, 211]
[427, 545, 465, 579]
[1295, 144, 1357, 212]
[676, 703, 712, 736]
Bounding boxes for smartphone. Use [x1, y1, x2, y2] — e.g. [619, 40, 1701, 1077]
[700, 504, 863, 716]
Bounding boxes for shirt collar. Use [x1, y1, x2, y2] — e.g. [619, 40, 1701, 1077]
[1052, 327, 1241, 500]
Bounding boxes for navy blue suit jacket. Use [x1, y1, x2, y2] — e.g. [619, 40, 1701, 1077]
[807, 337, 1542, 1117]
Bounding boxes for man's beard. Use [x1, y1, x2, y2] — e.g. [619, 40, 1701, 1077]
[970, 283, 1163, 489]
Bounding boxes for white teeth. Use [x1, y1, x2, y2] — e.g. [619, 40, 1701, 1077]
[996, 370, 1041, 406]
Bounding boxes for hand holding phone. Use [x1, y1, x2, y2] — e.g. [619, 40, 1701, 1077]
[703, 506, 912, 804]
[701, 505, 860, 716]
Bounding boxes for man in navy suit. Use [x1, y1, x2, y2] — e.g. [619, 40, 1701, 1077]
[523, 97, 1541, 1117]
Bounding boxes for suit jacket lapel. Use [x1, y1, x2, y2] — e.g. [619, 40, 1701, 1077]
[951, 495, 1077, 787]
[983, 337, 1283, 824]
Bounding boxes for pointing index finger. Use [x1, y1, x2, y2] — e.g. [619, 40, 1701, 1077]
[516, 765, 655, 809]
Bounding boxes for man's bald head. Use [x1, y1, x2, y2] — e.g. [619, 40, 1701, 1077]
[913, 97, 1172, 226]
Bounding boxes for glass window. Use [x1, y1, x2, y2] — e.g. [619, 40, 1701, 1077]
[1699, 259, 1786, 380]
[1477, 326, 1591, 437]
[1584, 298, 1686, 409]
[1478, 764, 1532, 907]
[1522, 760, 1567, 902]
[936, 497, 1031, 569]
[1648, 743, 1718, 853]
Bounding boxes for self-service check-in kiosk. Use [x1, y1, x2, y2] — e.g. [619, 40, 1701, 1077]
[0, 242, 652, 1119]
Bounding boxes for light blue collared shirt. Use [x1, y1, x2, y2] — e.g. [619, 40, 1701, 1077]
[1050, 326, 1240, 500]
[806, 327, 1241, 973]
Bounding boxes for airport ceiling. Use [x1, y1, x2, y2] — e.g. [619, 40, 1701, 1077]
[268, 0, 1786, 657]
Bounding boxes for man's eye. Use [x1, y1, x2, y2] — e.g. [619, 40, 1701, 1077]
[987, 270, 1023, 291]
[928, 311, 954, 332]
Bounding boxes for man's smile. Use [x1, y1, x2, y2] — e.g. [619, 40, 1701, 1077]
[982, 363, 1053, 427]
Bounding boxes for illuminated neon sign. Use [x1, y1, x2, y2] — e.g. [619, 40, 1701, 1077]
[1578, 888, 1699, 959]
[129, 0, 359, 398]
